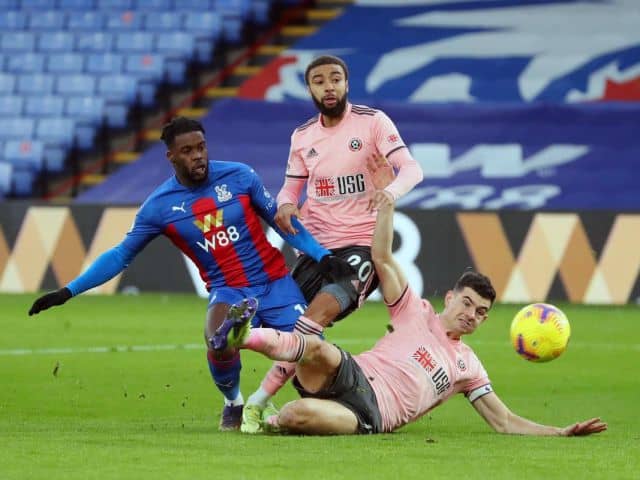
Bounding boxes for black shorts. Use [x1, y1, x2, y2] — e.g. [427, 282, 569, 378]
[292, 347, 382, 434]
[291, 245, 379, 321]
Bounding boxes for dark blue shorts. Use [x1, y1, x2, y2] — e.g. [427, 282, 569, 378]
[207, 274, 306, 332]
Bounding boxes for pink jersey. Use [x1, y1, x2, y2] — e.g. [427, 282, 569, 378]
[277, 103, 423, 249]
[354, 287, 491, 433]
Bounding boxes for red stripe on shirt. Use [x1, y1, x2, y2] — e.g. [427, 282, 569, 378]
[239, 195, 288, 282]
[164, 223, 212, 288]
[192, 197, 250, 287]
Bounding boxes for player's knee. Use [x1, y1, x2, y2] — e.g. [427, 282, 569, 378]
[279, 401, 315, 432]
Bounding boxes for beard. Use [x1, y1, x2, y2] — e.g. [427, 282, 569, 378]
[312, 94, 348, 118]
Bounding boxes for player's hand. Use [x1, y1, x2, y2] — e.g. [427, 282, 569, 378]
[275, 203, 302, 235]
[560, 418, 608, 436]
[28, 287, 72, 316]
[367, 153, 395, 190]
[368, 190, 395, 212]
[318, 255, 355, 283]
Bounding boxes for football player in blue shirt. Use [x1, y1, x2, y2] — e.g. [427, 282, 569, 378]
[28, 117, 352, 431]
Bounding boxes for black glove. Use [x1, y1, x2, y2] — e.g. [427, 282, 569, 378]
[28, 287, 72, 316]
[318, 255, 355, 283]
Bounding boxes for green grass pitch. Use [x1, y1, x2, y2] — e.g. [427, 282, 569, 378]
[1, 293, 638, 480]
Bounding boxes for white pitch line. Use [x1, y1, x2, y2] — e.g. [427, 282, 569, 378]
[0, 338, 638, 356]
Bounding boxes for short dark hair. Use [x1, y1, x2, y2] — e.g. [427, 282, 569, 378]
[454, 271, 496, 306]
[160, 117, 205, 147]
[304, 55, 349, 85]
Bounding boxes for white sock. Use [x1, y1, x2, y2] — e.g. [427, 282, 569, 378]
[246, 387, 271, 407]
[224, 392, 244, 407]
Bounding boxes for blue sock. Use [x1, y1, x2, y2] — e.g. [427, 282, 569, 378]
[207, 350, 242, 403]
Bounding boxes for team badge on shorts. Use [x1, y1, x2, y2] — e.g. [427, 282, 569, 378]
[349, 138, 363, 151]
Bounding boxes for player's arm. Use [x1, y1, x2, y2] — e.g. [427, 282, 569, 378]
[373, 112, 423, 201]
[275, 135, 308, 235]
[28, 210, 158, 315]
[472, 390, 607, 436]
[371, 197, 407, 305]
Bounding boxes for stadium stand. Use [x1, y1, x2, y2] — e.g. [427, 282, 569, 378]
[0, 0, 289, 197]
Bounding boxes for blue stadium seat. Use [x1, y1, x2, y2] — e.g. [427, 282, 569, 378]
[155, 32, 194, 58]
[144, 12, 181, 32]
[0, 96, 23, 117]
[66, 12, 104, 31]
[1, 33, 36, 53]
[6, 53, 45, 74]
[66, 96, 104, 149]
[106, 11, 143, 31]
[0, 1, 19, 10]
[0, 118, 36, 141]
[97, 0, 133, 9]
[0, 11, 27, 30]
[4, 138, 44, 168]
[37, 32, 75, 53]
[215, 0, 252, 18]
[97, 74, 137, 104]
[251, 0, 272, 25]
[46, 53, 84, 74]
[0, 55, 4, 72]
[183, 11, 221, 62]
[58, 0, 95, 10]
[28, 11, 65, 31]
[55, 74, 96, 97]
[176, 0, 212, 9]
[86, 53, 124, 75]
[135, 0, 171, 10]
[75, 32, 114, 53]
[115, 32, 154, 53]
[17, 74, 55, 95]
[0, 161, 12, 195]
[36, 118, 75, 172]
[0, 74, 15, 94]
[125, 54, 164, 106]
[25, 95, 64, 118]
[19, 0, 56, 9]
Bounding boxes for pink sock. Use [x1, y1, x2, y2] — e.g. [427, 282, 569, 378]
[256, 315, 325, 396]
[245, 329, 306, 362]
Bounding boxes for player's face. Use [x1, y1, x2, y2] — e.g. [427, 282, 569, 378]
[307, 63, 349, 118]
[167, 131, 208, 187]
[442, 287, 491, 338]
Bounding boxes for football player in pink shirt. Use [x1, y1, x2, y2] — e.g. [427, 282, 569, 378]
[210, 159, 607, 436]
[240, 55, 424, 432]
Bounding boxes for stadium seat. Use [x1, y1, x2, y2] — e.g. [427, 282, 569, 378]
[66, 96, 104, 149]
[106, 11, 143, 31]
[176, 0, 212, 9]
[0, 118, 35, 140]
[58, 0, 96, 10]
[46, 53, 84, 74]
[0, 1, 19, 10]
[19, 0, 56, 9]
[1, 32, 36, 53]
[183, 12, 222, 62]
[37, 32, 75, 53]
[28, 11, 65, 31]
[56, 74, 96, 97]
[97, 74, 137, 104]
[115, 32, 154, 53]
[66, 12, 104, 31]
[6, 53, 45, 74]
[125, 54, 164, 106]
[86, 53, 124, 75]
[36, 118, 75, 172]
[0, 96, 23, 117]
[17, 74, 55, 95]
[0, 55, 4, 72]
[75, 32, 114, 53]
[0, 161, 12, 196]
[3, 139, 44, 171]
[0, 74, 15, 94]
[155, 32, 195, 59]
[143, 12, 181, 32]
[97, 0, 133, 10]
[25, 95, 65, 118]
[134, 0, 171, 10]
[24, 95, 64, 118]
[251, 0, 272, 25]
[0, 11, 27, 30]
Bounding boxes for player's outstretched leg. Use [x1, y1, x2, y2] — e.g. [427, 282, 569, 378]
[210, 298, 258, 351]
